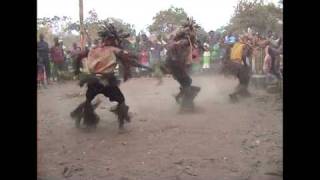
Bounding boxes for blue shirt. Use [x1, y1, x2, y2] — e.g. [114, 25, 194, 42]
[228, 36, 236, 44]
[37, 40, 49, 60]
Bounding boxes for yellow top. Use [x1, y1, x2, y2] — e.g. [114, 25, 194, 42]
[230, 42, 246, 63]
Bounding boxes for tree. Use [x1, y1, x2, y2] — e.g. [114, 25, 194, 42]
[37, 17, 56, 45]
[37, 25, 54, 46]
[225, 0, 283, 35]
[37, 16, 78, 47]
[197, 28, 209, 44]
[148, 6, 188, 37]
[38, 13, 137, 48]
[37, 16, 72, 35]
[65, 10, 136, 42]
[84, 9, 100, 42]
[148, 6, 209, 42]
[216, 26, 226, 33]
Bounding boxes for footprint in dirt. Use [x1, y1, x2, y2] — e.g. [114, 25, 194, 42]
[62, 165, 84, 178]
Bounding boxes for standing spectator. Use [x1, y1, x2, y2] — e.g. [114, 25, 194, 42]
[149, 36, 162, 67]
[224, 33, 229, 44]
[263, 41, 274, 84]
[273, 33, 282, 48]
[70, 42, 81, 75]
[126, 36, 140, 77]
[37, 34, 50, 84]
[219, 38, 227, 61]
[125, 36, 137, 53]
[150, 37, 163, 81]
[59, 40, 67, 71]
[37, 53, 47, 88]
[262, 40, 282, 84]
[138, 48, 150, 77]
[202, 43, 211, 71]
[140, 34, 152, 50]
[214, 33, 221, 44]
[191, 42, 202, 74]
[267, 42, 282, 79]
[50, 37, 65, 82]
[224, 32, 237, 45]
[160, 43, 167, 62]
[267, 30, 273, 40]
[208, 30, 215, 47]
[211, 41, 221, 64]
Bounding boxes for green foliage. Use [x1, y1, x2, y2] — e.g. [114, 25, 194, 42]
[197, 27, 209, 43]
[148, 6, 209, 42]
[215, 26, 226, 33]
[65, 10, 136, 41]
[37, 9, 135, 47]
[226, 0, 283, 35]
[148, 6, 188, 37]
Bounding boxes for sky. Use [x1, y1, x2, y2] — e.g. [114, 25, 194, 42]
[37, 0, 279, 32]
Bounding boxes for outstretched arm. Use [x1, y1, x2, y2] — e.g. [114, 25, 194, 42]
[114, 49, 152, 70]
[113, 47, 152, 81]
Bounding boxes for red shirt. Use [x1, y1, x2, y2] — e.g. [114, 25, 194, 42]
[139, 51, 149, 65]
[50, 46, 64, 64]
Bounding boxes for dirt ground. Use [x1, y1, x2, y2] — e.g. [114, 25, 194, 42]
[37, 74, 282, 180]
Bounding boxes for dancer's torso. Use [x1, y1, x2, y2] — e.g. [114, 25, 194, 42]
[167, 39, 192, 65]
[87, 46, 118, 74]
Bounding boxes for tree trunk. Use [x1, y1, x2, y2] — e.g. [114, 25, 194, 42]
[79, 0, 85, 49]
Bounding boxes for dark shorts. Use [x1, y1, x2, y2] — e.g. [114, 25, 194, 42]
[223, 60, 250, 85]
[86, 74, 125, 104]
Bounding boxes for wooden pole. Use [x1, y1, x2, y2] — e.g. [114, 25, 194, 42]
[79, 0, 85, 49]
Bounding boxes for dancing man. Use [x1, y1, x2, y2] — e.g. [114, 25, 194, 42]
[223, 35, 252, 102]
[70, 23, 152, 131]
[163, 18, 201, 110]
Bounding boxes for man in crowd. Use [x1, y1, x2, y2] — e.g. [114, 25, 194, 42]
[150, 35, 164, 84]
[225, 32, 236, 45]
[37, 34, 50, 84]
[50, 37, 65, 82]
[70, 42, 82, 76]
[263, 40, 282, 81]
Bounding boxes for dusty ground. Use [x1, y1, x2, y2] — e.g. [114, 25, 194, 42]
[37, 74, 282, 180]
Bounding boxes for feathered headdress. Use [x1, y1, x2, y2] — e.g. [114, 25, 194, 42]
[174, 17, 200, 42]
[181, 17, 200, 31]
[98, 22, 130, 47]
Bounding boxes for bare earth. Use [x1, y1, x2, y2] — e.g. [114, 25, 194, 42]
[37, 74, 283, 180]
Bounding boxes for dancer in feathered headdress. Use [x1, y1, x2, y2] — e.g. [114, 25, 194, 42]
[163, 17, 201, 110]
[70, 22, 152, 132]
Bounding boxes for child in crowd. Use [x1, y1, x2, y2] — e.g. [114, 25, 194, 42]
[202, 43, 211, 71]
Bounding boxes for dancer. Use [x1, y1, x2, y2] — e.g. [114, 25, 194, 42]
[70, 23, 152, 131]
[163, 18, 201, 110]
[223, 35, 252, 102]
